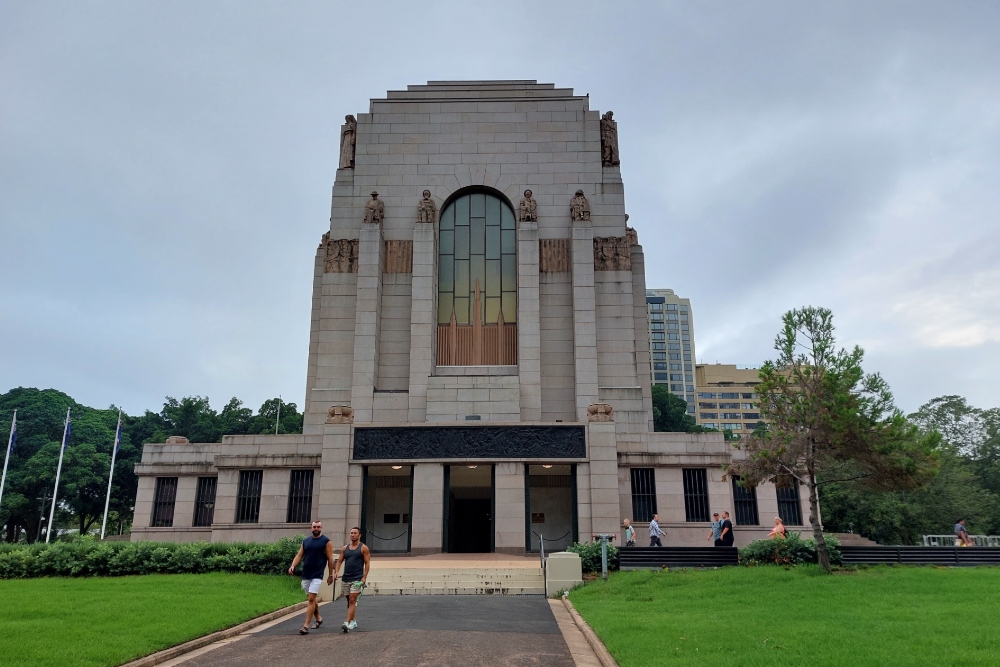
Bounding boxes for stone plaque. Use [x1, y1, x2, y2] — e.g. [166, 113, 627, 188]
[353, 425, 586, 460]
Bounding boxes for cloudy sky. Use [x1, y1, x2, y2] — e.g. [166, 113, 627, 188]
[2, 1, 998, 416]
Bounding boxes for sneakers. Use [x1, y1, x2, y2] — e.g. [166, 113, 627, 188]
[341, 621, 349, 633]
[348, 620, 358, 630]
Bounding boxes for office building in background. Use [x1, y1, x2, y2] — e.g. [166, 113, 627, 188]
[645, 289, 696, 414]
[695, 364, 764, 432]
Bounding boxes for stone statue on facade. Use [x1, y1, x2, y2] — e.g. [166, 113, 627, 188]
[326, 405, 354, 424]
[321, 233, 359, 273]
[519, 189, 537, 222]
[570, 190, 591, 222]
[587, 403, 614, 422]
[339, 115, 357, 169]
[363, 191, 385, 224]
[417, 189, 437, 223]
[593, 236, 632, 271]
[626, 227, 638, 246]
[600, 111, 620, 167]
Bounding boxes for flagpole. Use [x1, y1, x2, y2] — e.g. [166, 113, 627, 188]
[0, 410, 15, 514]
[100, 409, 122, 540]
[275, 396, 281, 435]
[46, 407, 71, 543]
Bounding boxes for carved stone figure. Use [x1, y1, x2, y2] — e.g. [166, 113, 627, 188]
[539, 239, 571, 273]
[570, 190, 590, 222]
[587, 403, 615, 422]
[626, 227, 638, 246]
[363, 191, 385, 224]
[326, 405, 354, 424]
[593, 236, 632, 271]
[321, 233, 359, 273]
[417, 189, 437, 223]
[600, 111, 620, 167]
[339, 115, 357, 169]
[383, 240, 413, 273]
[519, 189, 537, 222]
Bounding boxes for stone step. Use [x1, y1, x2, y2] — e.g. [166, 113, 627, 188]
[367, 586, 546, 596]
[364, 565, 545, 596]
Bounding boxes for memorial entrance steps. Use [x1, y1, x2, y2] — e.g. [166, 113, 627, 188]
[362, 553, 546, 596]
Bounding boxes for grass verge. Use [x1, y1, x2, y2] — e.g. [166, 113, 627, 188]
[569, 565, 1000, 666]
[0, 572, 302, 667]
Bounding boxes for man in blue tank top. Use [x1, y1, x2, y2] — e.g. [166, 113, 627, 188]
[288, 520, 334, 635]
[332, 526, 370, 632]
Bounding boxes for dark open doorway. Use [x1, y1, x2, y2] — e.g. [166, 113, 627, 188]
[361, 465, 413, 553]
[444, 465, 494, 553]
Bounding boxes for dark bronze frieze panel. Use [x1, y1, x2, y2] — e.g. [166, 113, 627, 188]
[353, 426, 586, 460]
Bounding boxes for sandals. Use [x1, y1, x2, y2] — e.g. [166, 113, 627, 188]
[299, 626, 309, 635]
[312, 618, 323, 629]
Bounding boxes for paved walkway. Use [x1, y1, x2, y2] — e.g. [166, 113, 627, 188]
[162, 596, 602, 667]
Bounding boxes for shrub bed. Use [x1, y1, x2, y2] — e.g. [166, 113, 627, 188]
[567, 540, 620, 573]
[0, 537, 303, 579]
[739, 531, 842, 566]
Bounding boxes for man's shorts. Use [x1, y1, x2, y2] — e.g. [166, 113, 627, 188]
[301, 578, 323, 595]
[345, 580, 364, 593]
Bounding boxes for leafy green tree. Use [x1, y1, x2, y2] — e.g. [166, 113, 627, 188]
[730, 307, 940, 571]
[651, 385, 704, 433]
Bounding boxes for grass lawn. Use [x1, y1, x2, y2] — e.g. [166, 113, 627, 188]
[0, 573, 302, 667]
[570, 565, 1000, 667]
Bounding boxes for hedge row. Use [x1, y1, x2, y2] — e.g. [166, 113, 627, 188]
[738, 532, 842, 566]
[0, 538, 303, 579]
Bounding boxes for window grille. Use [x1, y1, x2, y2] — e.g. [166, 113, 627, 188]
[682, 469, 710, 522]
[193, 477, 217, 527]
[287, 470, 315, 523]
[731, 475, 759, 525]
[776, 476, 803, 525]
[151, 477, 178, 527]
[236, 470, 264, 524]
[629, 468, 657, 522]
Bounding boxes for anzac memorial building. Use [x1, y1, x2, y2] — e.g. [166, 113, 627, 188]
[133, 81, 808, 551]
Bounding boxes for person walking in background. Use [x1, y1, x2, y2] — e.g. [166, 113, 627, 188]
[707, 512, 723, 546]
[648, 514, 665, 547]
[623, 519, 636, 547]
[720, 511, 735, 547]
[288, 520, 335, 635]
[955, 519, 973, 547]
[768, 517, 787, 539]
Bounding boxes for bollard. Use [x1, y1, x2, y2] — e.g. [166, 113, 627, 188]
[593, 533, 616, 581]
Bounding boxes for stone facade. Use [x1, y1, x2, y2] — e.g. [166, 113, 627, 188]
[133, 81, 808, 548]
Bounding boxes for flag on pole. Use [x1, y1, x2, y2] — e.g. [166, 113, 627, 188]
[113, 417, 122, 455]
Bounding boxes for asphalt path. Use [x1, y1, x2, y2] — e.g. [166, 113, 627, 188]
[178, 596, 576, 667]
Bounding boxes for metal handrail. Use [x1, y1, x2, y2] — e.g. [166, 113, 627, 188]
[923, 534, 1000, 547]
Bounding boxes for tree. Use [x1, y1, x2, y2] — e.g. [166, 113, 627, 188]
[651, 385, 706, 433]
[729, 307, 939, 571]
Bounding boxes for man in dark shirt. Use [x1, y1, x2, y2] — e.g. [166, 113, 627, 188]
[333, 526, 371, 632]
[720, 512, 735, 547]
[288, 520, 335, 635]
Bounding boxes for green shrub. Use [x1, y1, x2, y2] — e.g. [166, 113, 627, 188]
[0, 536, 309, 579]
[566, 541, 620, 573]
[739, 532, 842, 566]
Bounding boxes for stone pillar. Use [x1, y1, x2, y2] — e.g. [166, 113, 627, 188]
[630, 244, 655, 432]
[410, 463, 443, 554]
[213, 469, 240, 528]
[346, 464, 364, 533]
[351, 224, 384, 422]
[575, 462, 592, 539]
[572, 221, 599, 421]
[408, 221, 436, 421]
[587, 420, 621, 538]
[317, 423, 352, 546]
[517, 220, 541, 421]
[494, 462, 526, 554]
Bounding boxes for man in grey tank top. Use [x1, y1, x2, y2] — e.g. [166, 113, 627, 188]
[332, 526, 370, 632]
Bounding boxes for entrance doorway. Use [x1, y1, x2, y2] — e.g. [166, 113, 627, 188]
[361, 465, 413, 553]
[444, 465, 494, 553]
[526, 464, 576, 552]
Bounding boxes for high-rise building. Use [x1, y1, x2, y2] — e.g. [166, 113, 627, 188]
[695, 364, 764, 433]
[645, 289, 696, 414]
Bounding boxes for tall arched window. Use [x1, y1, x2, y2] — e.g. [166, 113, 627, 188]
[437, 191, 517, 365]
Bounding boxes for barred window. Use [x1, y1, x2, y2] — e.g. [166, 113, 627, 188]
[151, 477, 178, 527]
[236, 470, 264, 524]
[682, 469, 710, 522]
[630, 468, 657, 522]
[193, 477, 217, 527]
[776, 475, 803, 525]
[731, 475, 759, 525]
[287, 470, 315, 523]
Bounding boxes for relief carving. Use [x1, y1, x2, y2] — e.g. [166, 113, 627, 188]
[417, 189, 437, 223]
[600, 111, 620, 167]
[339, 115, 357, 169]
[363, 191, 385, 224]
[539, 239, 571, 273]
[519, 189, 537, 222]
[626, 227, 638, 246]
[383, 240, 413, 273]
[322, 233, 359, 273]
[353, 425, 587, 460]
[587, 403, 615, 422]
[593, 236, 632, 271]
[326, 405, 354, 424]
[570, 190, 591, 222]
